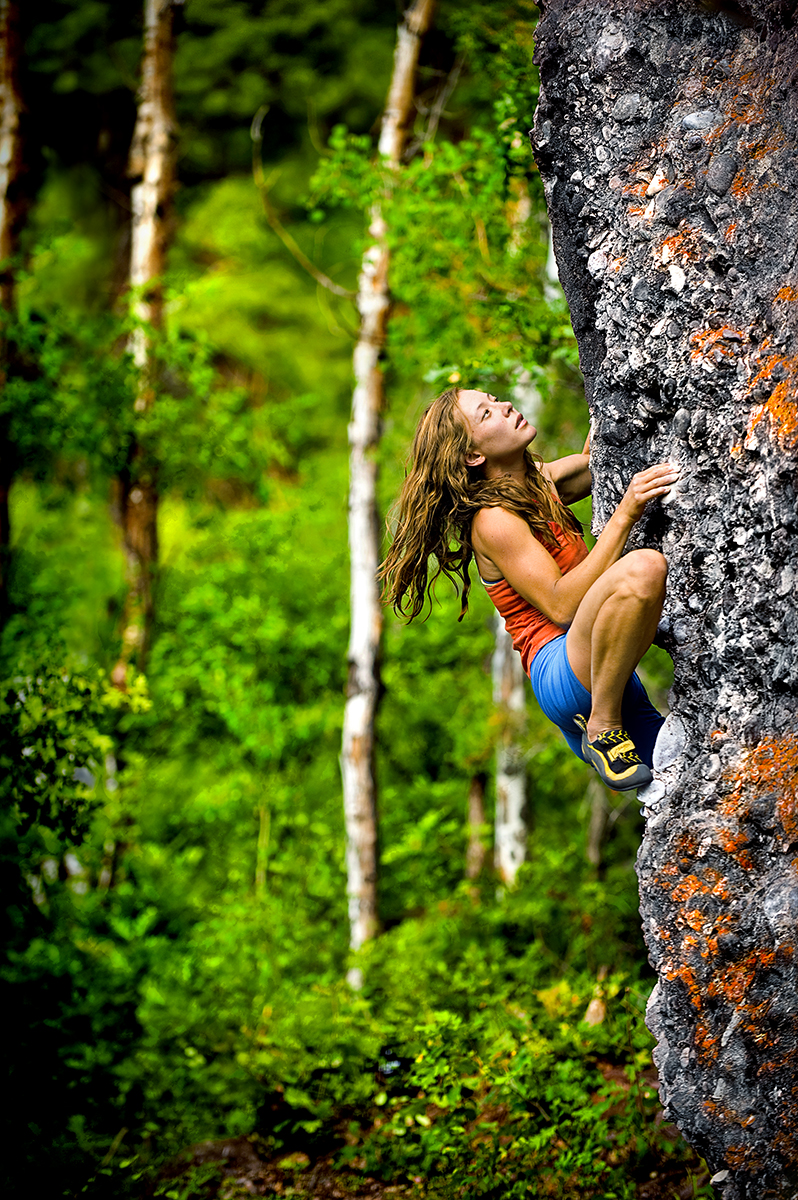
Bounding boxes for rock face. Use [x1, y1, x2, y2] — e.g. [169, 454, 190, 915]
[532, 2, 798, 1196]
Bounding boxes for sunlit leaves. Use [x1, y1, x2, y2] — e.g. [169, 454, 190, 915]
[0, 658, 143, 840]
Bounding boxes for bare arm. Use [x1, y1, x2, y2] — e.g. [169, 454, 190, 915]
[472, 462, 678, 627]
[544, 453, 591, 504]
[543, 428, 592, 504]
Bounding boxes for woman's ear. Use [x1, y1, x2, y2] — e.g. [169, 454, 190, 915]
[464, 450, 485, 468]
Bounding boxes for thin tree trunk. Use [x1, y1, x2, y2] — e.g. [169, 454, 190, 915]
[0, 0, 23, 620]
[341, 0, 435, 984]
[0, 0, 21, 315]
[533, 3, 798, 1194]
[544, 219, 561, 304]
[112, 0, 176, 686]
[466, 772, 488, 881]
[492, 615, 528, 885]
[255, 802, 270, 895]
[585, 777, 608, 870]
[491, 366, 540, 885]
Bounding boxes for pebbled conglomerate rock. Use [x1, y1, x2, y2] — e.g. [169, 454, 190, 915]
[532, 2, 798, 1197]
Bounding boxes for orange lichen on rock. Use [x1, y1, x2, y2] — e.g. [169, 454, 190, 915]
[708, 948, 776, 1007]
[665, 956, 702, 1010]
[774, 285, 798, 302]
[746, 382, 798, 448]
[757, 1047, 798, 1078]
[724, 731, 798, 844]
[684, 907, 707, 933]
[689, 325, 746, 364]
[703, 1096, 742, 1125]
[716, 825, 754, 871]
[725, 72, 774, 124]
[738, 345, 798, 450]
[746, 130, 784, 161]
[658, 225, 707, 265]
[725, 1143, 763, 1170]
[694, 1018, 719, 1063]
[730, 168, 751, 200]
[662, 865, 731, 906]
[724, 69, 782, 143]
[773, 1122, 798, 1168]
[671, 873, 710, 902]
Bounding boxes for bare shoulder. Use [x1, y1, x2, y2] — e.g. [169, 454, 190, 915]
[472, 504, 559, 598]
[472, 505, 530, 540]
[472, 505, 542, 557]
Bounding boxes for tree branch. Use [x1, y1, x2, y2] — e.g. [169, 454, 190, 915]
[404, 53, 464, 160]
[250, 106, 356, 301]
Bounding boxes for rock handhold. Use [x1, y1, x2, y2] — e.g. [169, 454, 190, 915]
[707, 153, 738, 195]
[673, 408, 692, 437]
[588, 249, 608, 278]
[646, 166, 671, 196]
[613, 92, 641, 122]
[682, 109, 718, 131]
[632, 276, 652, 302]
[668, 264, 687, 293]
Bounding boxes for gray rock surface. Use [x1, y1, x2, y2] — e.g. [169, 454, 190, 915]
[532, 1, 798, 1196]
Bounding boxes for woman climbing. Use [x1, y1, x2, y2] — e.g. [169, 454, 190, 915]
[380, 387, 679, 791]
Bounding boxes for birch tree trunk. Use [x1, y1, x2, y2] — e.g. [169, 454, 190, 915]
[0, 0, 23, 619]
[492, 368, 541, 884]
[492, 615, 528, 885]
[585, 777, 609, 870]
[112, 0, 176, 685]
[466, 773, 489, 880]
[532, 2, 798, 1194]
[341, 0, 435, 981]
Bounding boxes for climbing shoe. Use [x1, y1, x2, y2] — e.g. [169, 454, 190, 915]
[573, 714, 653, 791]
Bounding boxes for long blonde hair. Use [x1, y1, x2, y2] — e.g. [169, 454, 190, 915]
[380, 387, 582, 620]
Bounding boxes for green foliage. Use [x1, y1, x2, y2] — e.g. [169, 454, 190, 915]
[3, 4, 684, 1198]
[0, 641, 152, 1196]
[0, 655, 146, 840]
[173, 0, 397, 177]
[2, 307, 131, 479]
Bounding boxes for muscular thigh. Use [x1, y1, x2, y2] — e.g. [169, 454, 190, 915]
[563, 557, 635, 690]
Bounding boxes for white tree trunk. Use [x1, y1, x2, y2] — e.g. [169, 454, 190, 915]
[466, 773, 488, 881]
[342, 0, 434, 980]
[585, 776, 608, 869]
[0, 0, 22, 613]
[544, 220, 561, 304]
[113, 0, 176, 686]
[0, 0, 22, 313]
[491, 367, 541, 886]
[128, 0, 175, 380]
[492, 615, 528, 885]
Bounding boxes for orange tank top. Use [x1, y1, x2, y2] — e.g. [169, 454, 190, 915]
[482, 520, 589, 675]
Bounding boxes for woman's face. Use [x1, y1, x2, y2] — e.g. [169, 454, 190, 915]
[455, 389, 536, 467]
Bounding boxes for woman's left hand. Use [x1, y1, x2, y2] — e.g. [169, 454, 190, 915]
[617, 463, 680, 524]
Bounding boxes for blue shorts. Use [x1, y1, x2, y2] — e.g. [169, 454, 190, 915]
[529, 634, 664, 768]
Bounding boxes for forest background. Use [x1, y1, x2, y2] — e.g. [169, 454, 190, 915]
[2, 2, 710, 1197]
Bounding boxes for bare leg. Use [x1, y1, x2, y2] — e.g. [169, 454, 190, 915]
[565, 550, 667, 741]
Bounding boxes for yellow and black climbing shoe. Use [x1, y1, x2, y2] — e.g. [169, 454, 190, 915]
[573, 714, 653, 791]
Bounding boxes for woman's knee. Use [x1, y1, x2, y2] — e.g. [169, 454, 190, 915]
[620, 549, 668, 598]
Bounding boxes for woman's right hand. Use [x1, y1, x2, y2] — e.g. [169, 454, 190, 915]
[618, 463, 680, 523]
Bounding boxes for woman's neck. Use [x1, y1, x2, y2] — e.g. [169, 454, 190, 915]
[484, 454, 528, 484]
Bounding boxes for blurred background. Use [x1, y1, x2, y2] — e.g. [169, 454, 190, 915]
[2, 2, 705, 1197]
